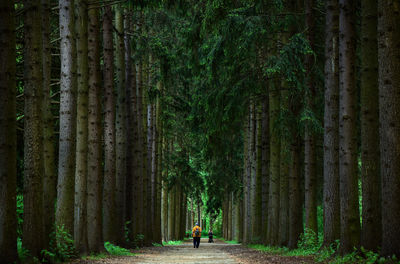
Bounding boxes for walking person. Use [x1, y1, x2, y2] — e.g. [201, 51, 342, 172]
[208, 229, 213, 243]
[192, 222, 202, 248]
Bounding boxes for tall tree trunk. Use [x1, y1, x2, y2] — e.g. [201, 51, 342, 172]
[154, 88, 162, 243]
[57, 0, 77, 236]
[267, 82, 280, 246]
[338, 0, 360, 254]
[304, 0, 318, 237]
[23, 0, 45, 257]
[250, 102, 257, 243]
[103, 5, 116, 243]
[87, 1, 103, 253]
[136, 58, 145, 241]
[261, 94, 270, 244]
[41, 0, 56, 250]
[288, 136, 302, 249]
[378, 0, 400, 257]
[279, 89, 289, 246]
[360, 0, 380, 252]
[323, 0, 340, 247]
[168, 186, 175, 241]
[74, 0, 89, 254]
[0, 1, 17, 261]
[115, 3, 126, 246]
[243, 106, 251, 244]
[254, 102, 263, 243]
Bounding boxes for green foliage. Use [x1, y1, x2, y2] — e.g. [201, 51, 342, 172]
[162, 240, 184, 246]
[41, 225, 77, 263]
[16, 195, 23, 237]
[298, 228, 320, 253]
[104, 242, 135, 256]
[17, 237, 29, 261]
[134, 233, 145, 247]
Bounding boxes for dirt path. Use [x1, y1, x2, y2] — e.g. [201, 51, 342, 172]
[71, 238, 316, 264]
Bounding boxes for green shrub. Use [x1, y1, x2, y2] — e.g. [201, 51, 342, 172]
[41, 224, 77, 263]
[162, 240, 183, 246]
[104, 242, 135, 256]
[17, 237, 29, 261]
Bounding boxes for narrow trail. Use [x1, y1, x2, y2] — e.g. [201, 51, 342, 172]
[72, 239, 316, 264]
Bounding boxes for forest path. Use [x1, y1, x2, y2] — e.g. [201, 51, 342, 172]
[72, 238, 316, 264]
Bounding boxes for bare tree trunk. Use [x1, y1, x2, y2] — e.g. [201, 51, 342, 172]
[87, 1, 103, 252]
[279, 89, 289, 246]
[304, 0, 318, 237]
[103, 5, 116, 243]
[378, 0, 400, 257]
[243, 106, 251, 244]
[168, 186, 175, 240]
[323, 0, 340, 247]
[23, 0, 44, 257]
[57, 0, 77, 236]
[261, 94, 270, 244]
[288, 136, 302, 249]
[0, 1, 17, 261]
[338, 0, 360, 254]
[115, 3, 127, 246]
[268, 83, 280, 246]
[41, 0, 56, 249]
[74, 0, 89, 254]
[360, 0, 380, 252]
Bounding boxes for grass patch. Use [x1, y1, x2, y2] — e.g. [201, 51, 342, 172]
[162, 240, 183, 246]
[104, 242, 135, 256]
[225, 240, 240, 245]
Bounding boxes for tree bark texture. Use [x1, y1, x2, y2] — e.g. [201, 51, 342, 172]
[87, 2, 104, 253]
[0, 1, 17, 261]
[338, 0, 360, 254]
[41, 0, 57, 249]
[360, 0, 381, 252]
[103, 5, 116, 243]
[74, 0, 89, 253]
[378, 0, 400, 257]
[57, 0, 77, 236]
[23, 0, 45, 257]
[304, 0, 318, 237]
[115, 3, 127, 246]
[261, 95, 270, 244]
[267, 84, 280, 246]
[323, 0, 340, 247]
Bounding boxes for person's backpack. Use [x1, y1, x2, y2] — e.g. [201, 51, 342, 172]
[195, 227, 200, 236]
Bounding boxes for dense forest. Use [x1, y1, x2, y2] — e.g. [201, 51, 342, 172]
[0, 0, 399, 263]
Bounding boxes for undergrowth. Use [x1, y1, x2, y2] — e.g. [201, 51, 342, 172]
[162, 240, 183, 246]
[247, 229, 400, 264]
[104, 242, 135, 256]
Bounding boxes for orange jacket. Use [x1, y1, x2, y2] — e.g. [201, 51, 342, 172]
[192, 225, 202, 237]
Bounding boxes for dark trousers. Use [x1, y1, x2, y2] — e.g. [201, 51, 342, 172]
[193, 237, 200, 248]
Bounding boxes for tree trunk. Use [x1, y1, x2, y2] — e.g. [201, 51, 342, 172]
[243, 105, 251, 244]
[338, 0, 360, 254]
[23, 0, 45, 257]
[268, 83, 280, 246]
[304, 0, 318, 237]
[378, 0, 400, 257]
[288, 137, 302, 249]
[360, 0, 380, 252]
[57, 0, 77, 236]
[103, 5, 116, 243]
[261, 94, 270, 244]
[323, 0, 340, 247]
[115, 3, 127, 246]
[254, 102, 263, 243]
[74, 0, 89, 254]
[41, 0, 56, 250]
[154, 88, 162, 243]
[87, 1, 103, 253]
[0, 1, 17, 261]
[136, 58, 145, 241]
[279, 89, 289, 246]
[168, 186, 175, 241]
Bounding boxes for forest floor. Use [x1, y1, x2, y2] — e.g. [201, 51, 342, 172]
[69, 238, 316, 264]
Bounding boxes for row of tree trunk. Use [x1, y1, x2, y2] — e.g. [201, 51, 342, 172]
[219, 0, 400, 257]
[0, 1, 165, 261]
